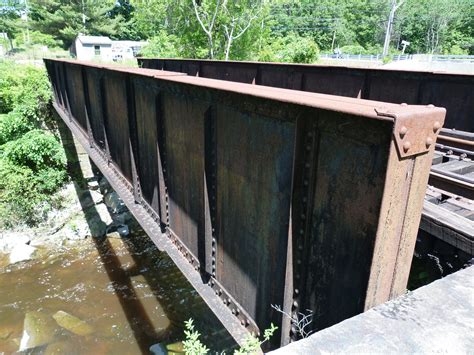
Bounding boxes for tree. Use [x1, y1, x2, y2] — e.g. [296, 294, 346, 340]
[0, 0, 24, 50]
[29, 0, 127, 48]
[192, 0, 221, 59]
[222, 1, 260, 60]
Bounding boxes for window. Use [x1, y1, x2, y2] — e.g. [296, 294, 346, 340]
[94, 45, 100, 56]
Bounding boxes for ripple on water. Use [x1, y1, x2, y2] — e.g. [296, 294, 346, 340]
[0, 234, 237, 354]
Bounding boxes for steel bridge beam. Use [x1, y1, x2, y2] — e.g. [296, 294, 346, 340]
[44, 58, 445, 349]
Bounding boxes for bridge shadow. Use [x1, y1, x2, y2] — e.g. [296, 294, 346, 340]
[55, 114, 236, 353]
[55, 115, 172, 353]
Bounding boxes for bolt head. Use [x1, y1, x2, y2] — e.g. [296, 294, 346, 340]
[403, 141, 411, 152]
[433, 121, 441, 133]
[399, 126, 408, 138]
[426, 137, 433, 148]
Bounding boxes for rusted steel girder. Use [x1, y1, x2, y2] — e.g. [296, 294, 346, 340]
[138, 58, 471, 133]
[44, 58, 445, 349]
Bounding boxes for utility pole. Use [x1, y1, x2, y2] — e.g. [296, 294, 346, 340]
[383, 0, 404, 57]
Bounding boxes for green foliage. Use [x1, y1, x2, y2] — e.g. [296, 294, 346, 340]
[0, 60, 67, 227]
[1, 129, 66, 172]
[182, 319, 209, 355]
[0, 61, 52, 123]
[16, 30, 62, 49]
[258, 33, 319, 63]
[29, 0, 128, 48]
[139, 31, 180, 58]
[235, 323, 278, 355]
[0, 111, 35, 145]
[182, 318, 278, 354]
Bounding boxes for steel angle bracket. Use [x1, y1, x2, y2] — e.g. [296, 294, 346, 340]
[52, 102, 252, 348]
[375, 106, 446, 158]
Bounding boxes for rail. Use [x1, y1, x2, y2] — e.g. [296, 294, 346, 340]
[44, 58, 445, 348]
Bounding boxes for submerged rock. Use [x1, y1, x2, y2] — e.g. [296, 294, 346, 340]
[52, 311, 93, 336]
[19, 311, 57, 351]
[0, 327, 12, 340]
[9, 244, 37, 264]
[150, 342, 185, 355]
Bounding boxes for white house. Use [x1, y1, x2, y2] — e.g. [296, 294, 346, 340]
[70, 35, 113, 61]
[111, 40, 147, 61]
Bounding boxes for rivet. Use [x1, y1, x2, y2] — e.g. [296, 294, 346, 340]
[298, 244, 303, 251]
[241, 320, 245, 326]
[403, 141, 411, 152]
[232, 308, 236, 314]
[227, 298, 231, 305]
[297, 259, 302, 265]
[299, 229, 304, 235]
[433, 121, 441, 133]
[400, 102, 407, 106]
[293, 301, 298, 308]
[426, 137, 433, 148]
[427, 104, 434, 108]
[294, 289, 299, 295]
[399, 126, 408, 138]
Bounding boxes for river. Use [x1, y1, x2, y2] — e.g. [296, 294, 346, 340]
[0, 231, 236, 354]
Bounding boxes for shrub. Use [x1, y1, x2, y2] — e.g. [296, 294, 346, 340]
[0, 111, 35, 145]
[1, 129, 66, 172]
[339, 44, 368, 55]
[258, 33, 319, 64]
[0, 61, 52, 123]
[139, 31, 180, 58]
[0, 159, 43, 227]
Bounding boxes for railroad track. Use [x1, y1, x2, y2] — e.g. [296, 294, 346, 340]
[422, 129, 474, 256]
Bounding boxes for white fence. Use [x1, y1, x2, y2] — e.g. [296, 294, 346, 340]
[321, 53, 474, 63]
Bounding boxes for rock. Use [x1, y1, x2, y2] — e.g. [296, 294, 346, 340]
[0, 327, 12, 340]
[99, 177, 112, 194]
[167, 341, 185, 354]
[19, 311, 57, 351]
[0, 232, 31, 253]
[116, 224, 129, 237]
[90, 203, 114, 226]
[114, 211, 134, 225]
[9, 244, 37, 264]
[106, 231, 121, 239]
[104, 192, 127, 214]
[150, 342, 185, 355]
[149, 343, 167, 355]
[87, 179, 99, 190]
[79, 190, 103, 209]
[63, 220, 89, 240]
[52, 311, 93, 336]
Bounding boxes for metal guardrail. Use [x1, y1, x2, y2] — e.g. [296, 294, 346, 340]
[44, 58, 445, 348]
